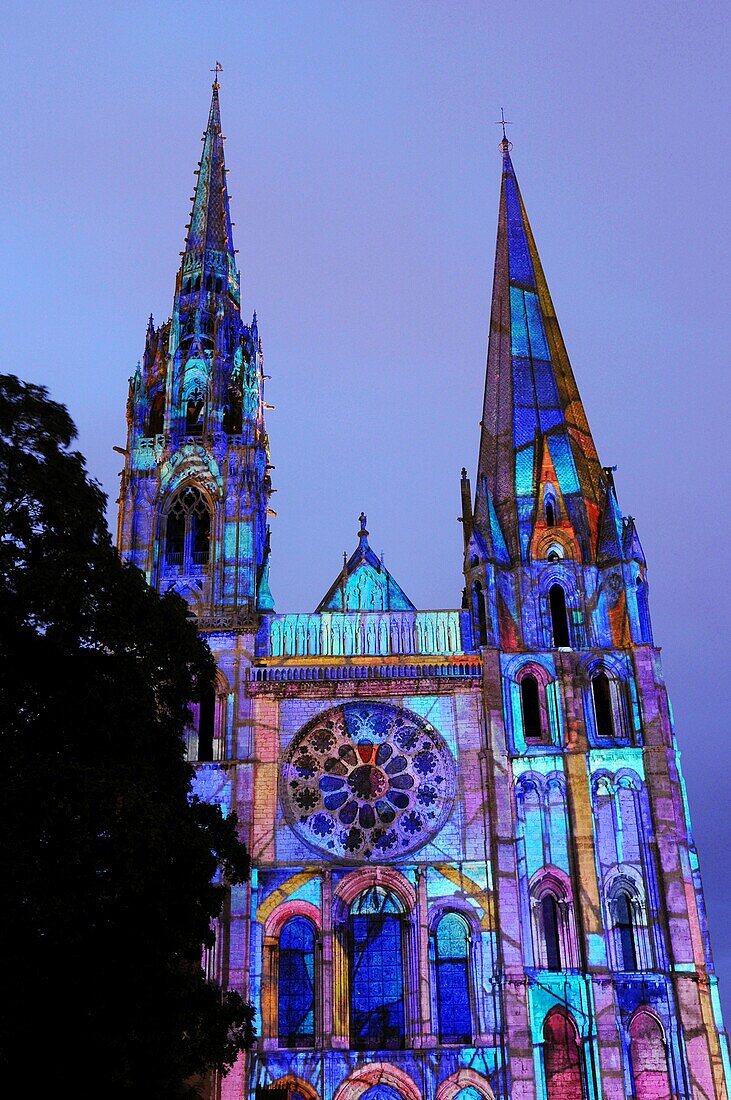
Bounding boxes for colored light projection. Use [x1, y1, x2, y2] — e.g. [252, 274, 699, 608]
[115, 79, 731, 1100]
[280, 702, 456, 861]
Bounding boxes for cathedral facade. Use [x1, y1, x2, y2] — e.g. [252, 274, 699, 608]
[116, 82, 730, 1100]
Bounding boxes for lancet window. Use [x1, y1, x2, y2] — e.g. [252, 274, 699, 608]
[543, 1009, 584, 1100]
[520, 674, 543, 741]
[434, 912, 472, 1044]
[629, 1010, 672, 1100]
[278, 917, 316, 1048]
[146, 392, 164, 436]
[530, 871, 578, 971]
[549, 584, 570, 647]
[164, 485, 211, 571]
[349, 886, 405, 1050]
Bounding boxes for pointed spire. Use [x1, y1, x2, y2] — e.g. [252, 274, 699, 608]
[475, 137, 607, 563]
[184, 80, 235, 258]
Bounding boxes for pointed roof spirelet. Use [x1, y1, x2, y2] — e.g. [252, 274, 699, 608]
[184, 80, 235, 259]
[316, 514, 415, 612]
[475, 135, 607, 563]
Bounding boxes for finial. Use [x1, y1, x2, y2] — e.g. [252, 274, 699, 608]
[210, 61, 223, 89]
[358, 511, 368, 538]
[494, 107, 513, 154]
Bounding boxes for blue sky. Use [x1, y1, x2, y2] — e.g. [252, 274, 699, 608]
[2, 0, 730, 1018]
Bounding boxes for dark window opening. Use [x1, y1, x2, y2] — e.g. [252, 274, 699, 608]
[278, 917, 315, 1047]
[350, 887, 405, 1050]
[164, 485, 211, 571]
[542, 894, 562, 970]
[215, 276, 223, 293]
[186, 396, 205, 435]
[435, 913, 472, 1044]
[205, 274, 212, 291]
[197, 684, 215, 762]
[615, 891, 638, 971]
[546, 500, 556, 527]
[223, 387, 243, 434]
[521, 675, 543, 741]
[592, 673, 614, 737]
[147, 392, 164, 436]
[473, 581, 487, 646]
[549, 584, 570, 647]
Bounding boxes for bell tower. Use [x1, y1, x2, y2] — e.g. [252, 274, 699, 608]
[117, 77, 274, 628]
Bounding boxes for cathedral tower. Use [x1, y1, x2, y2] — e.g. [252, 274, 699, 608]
[118, 89, 730, 1100]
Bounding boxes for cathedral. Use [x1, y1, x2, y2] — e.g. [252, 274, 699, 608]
[116, 80, 730, 1100]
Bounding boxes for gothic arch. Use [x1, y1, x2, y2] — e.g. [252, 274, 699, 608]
[333, 1064, 421, 1100]
[436, 1068, 495, 1100]
[264, 899, 322, 939]
[266, 1076, 320, 1100]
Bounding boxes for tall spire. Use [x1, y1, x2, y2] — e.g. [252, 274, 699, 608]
[475, 138, 606, 563]
[185, 79, 235, 259]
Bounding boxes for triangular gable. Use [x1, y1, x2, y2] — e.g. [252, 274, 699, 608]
[316, 517, 415, 612]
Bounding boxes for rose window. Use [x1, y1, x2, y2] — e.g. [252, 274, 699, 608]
[281, 702, 456, 861]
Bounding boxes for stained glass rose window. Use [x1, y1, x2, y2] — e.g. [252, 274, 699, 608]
[281, 702, 456, 861]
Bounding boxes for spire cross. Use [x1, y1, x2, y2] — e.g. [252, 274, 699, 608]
[494, 107, 511, 140]
[210, 61, 223, 87]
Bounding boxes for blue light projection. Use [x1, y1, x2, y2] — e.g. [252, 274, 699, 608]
[350, 887, 405, 1050]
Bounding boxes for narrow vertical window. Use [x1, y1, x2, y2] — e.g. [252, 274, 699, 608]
[473, 581, 487, 646]
[630, 1011, 671, 1100]
[542, 894, 562, 970]
[278, 917, 315, 1047]
[147, 392, 164, 436]
[591, 673, 614, 737]
[544, 1010, 584, 1099]
[549, 584, 570, 647]
[615, 891, 638, 971]
[165, 506, 185, 566]
[435, 913, 472, 1044]
[546, 500, 555, 527]
[197, 684, 216, 762]
[350, 887, 405, 1050]
[520, 675, 542, 740]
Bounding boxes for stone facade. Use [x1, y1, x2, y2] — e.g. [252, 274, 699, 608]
[116, 86, 730, 1100]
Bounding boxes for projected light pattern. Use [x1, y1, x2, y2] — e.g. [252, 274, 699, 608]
[115, 81, 731, 1100]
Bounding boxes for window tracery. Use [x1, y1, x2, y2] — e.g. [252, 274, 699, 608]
[278, 916, 316, 1048]
[434, 912, 472, 1044]
[164, 484, 211, 571]
[349, 887, 405, 1050]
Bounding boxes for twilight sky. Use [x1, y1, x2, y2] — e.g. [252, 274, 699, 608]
[2, 0, 730, 1017]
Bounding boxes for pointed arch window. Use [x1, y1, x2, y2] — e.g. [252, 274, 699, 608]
[614, 889, 638, 971]
[434, 912, 472, 1044]
[164, 485, 211, 571]
[630, 1011, 672, 1100]
[278, 917, 316, 1048]
[549, 584, 570, 647]
[545, 500, 556, 527]
[591, 672, 614, 737]
[520, 675, 543, 741]
[349, 886, 405, 1050]
[543, 1009, 584, 1100]
[541, 894, 562, 970]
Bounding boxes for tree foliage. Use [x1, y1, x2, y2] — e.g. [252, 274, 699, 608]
[0, 376, 254, 1094]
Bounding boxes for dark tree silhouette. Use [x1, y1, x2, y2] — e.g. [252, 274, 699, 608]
[0, 375, 254, 1095]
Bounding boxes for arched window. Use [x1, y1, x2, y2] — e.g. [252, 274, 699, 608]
[434, 913, 472, 1044]
[549, 584, 570, 647]
[473, 581, 487, 646]
[520, 675, 543, 741]
[147, 392, 164, 436]
[544, 1009, 584, 1100]
[350, 886, 405, 1050]
[630, 1011, 672, 1100]
[541, 894, 562, 970]
[164, 485, 211, 571]
[636, 576, 653, 644]
[278, 917, 316, 1048]
[614, 889, 638, 971]
[591, 673, 614, 737]
[546, 500, 556, 527]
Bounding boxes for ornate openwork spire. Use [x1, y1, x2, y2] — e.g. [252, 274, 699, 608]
[184, 79, 235, 259]
[475, 139, 606, 562]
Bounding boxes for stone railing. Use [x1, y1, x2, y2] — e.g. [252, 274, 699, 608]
[268, 609, 471, 659]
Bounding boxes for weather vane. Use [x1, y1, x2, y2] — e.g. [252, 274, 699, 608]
[211, 61, 223, 86]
